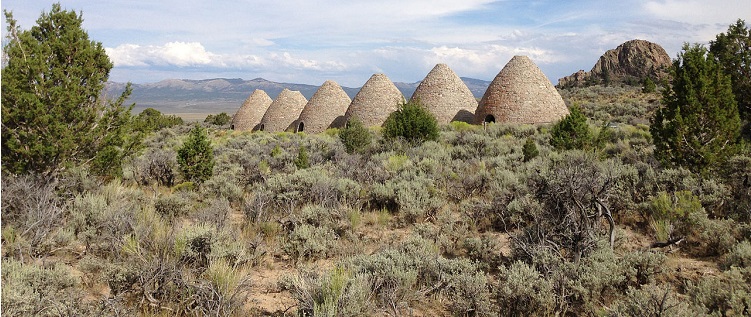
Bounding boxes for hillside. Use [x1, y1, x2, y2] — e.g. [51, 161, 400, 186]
[4, 85, 750, 316]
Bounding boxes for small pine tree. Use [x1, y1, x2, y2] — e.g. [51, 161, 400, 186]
[271, 144, 282, 158]
[134, 108, 183, 133]
[601, 68, 611, 87]
[294, 146, 310, 169]
[642, 77, 657, 93]
[710, 19, 750, 125]
[651, 44, 740, 173]
[339, 118, 372, 154]
[550, 105, 592, 150]
[382, 100, 439, 144]
[177, 125, 214, 184]
[522, 138, 539, 162]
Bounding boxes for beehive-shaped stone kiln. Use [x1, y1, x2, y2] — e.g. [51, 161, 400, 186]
[410, 63, 477, 124]
[231, 89, 273, 131]
[294, 80, 352, 133]
[474, 56, 569, 124]
[344, 73, 404, 127]
[258, 89, 308, 132]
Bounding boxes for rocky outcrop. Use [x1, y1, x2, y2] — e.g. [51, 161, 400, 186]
[558, 39, 671, 88]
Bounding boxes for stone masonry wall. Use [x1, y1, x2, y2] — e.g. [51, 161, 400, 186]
[259, 89, 308, 132]
[475, 56, 569, 124]
[410, 63, 477, 124]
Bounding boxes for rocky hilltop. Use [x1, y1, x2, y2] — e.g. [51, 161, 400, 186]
[558, 39, 671, 88]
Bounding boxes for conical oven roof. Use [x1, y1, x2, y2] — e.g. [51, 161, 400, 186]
[258, 89, 308, 132]
[294, 80, 352, 133]
[231, 89, 273, 131]
[410, 63, 476, 124]
[474, 56, 569, 124]
[344, 73, 404, 127]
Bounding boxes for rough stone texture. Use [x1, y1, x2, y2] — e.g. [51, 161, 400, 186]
[293, 80, 352, 133]
[410, 63, 477, 124]
[258, 89, 308, 132]
[558, 39, 671, 87]
[231, 89, 273, 131]
[474, 55, 569, 124]
[344, 73, 405, 127]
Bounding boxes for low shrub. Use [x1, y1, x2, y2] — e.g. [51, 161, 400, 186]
[611, 283, 696, 317]
[132, 148, 177, 187]
[621, 250, 666, 287]
[194, 197, 230, 229]
[199, 258, 251, 316]
[686, 267, 751, 316]
[1, 259, 89, 316]
[1, 174, 63, 257]
[382, 100, 439, 144]
[723, 240, 751, 269]
[154, 194, 189, 219]
[284, 224, 338, 262]
[495, 261, 556, 316]
[283, 266, 373, 316]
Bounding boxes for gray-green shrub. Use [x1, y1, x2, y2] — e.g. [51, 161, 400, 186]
[495, 261, 556, 316]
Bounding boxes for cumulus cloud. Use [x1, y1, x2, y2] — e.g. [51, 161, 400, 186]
[643, 0, 749, 25]
[429, 45, 556, 69]
[106, 42, 216, 67]
[12, 0, 738, 85]
[106, 41, 349, 75]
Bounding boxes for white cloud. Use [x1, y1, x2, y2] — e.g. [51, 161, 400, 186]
[106, 42, 216, 67]
[10, 0, 743, 86]
[160, 42, 215, 66]
[430, 45, 556, 67]
[643, 0, 749, 25]
[106, 41, 350, 74]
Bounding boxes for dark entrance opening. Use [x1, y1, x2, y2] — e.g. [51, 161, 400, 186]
[230, 124, 235, 130]
[259, 124, 265, 131]
[484, 115, 496, 123]
[297, 122, 305, 132]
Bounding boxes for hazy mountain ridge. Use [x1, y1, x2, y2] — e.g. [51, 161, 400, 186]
[105, 77, 490, 115]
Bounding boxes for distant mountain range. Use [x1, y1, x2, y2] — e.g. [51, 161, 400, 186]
[105, 77, 491, 115]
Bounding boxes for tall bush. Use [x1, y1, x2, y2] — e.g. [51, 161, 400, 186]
[177, 125, 215, 184]
[550, 105, 592, 150]
[2, 5, 138, 178]
[651, 43, 741, 173]
[339, 118, 372, 154]
[382, 100, 439, 144]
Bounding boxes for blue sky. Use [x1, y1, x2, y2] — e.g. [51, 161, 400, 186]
[2, 0, 748, 87]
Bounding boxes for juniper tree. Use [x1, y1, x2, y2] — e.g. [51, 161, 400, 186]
[177, 125, 214, 184]
[2, 4, 138, 178]
[550, 105, 592, 150]
[382, 100, 439, 144]
[339, 118, 372, 154]
[522, 138, 539, 162]
[651, 44, 741, 173]
[710, 19, 750, 126]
